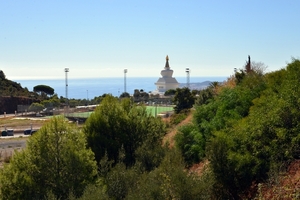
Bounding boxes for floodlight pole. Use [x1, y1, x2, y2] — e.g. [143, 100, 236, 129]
[124, 69, 127, 93]
[65, 68, 69, 112]
[87, 90, 89, 105]
[186, 68, 190, 89]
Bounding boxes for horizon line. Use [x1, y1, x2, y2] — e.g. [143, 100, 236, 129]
[12, 76, 228, 81]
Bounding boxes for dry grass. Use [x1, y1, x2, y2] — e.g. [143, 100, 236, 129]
[0, 116, 49, 130]
[0, 117, 47, 126]
[1, 150, 13, 164]
[258, 160, 300, 199]
[0, 137, 28, 167]
[162, 112, 193, 148]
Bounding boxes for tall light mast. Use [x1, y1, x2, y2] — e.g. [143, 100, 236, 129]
[65, 68, 69, 110]
[124, 69, 127, 93]
[186, 68, 190, 89]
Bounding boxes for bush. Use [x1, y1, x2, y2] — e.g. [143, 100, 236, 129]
[0, 117, 97, 200]
[84, 96, 166, 167]
[170, 112, 188, 125]
[127, 149, 212, 200]
[175, 124, 205, 166]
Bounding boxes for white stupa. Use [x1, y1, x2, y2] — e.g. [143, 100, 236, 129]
[155, 55, 179, 93]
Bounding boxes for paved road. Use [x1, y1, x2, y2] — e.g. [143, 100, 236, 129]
[0, 133, 31, 138]
[0, 137, 27, 150]
[0, 114, 37, 152]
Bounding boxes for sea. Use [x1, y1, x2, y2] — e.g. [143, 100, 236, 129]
[14, 77, 227, 100]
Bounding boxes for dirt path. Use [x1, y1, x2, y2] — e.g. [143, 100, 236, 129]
[163, 113, 193, 148]
[260, 159, 300, 199]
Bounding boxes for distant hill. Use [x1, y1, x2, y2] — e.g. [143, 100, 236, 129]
[0, 70, 36, 114]
[0, 70, 31, 97]
[179, 81, 213, 90]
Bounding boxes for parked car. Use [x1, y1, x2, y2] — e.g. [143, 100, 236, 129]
[7, 129, 14, 136]
[24, 129, 37, 135]
[1, 131, 7, 136]
[24, 129, 32, 135]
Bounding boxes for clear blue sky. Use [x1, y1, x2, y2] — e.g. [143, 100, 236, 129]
[1, 0, 299, 80]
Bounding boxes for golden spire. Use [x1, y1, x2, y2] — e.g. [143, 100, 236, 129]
[165, 55, 170, 69]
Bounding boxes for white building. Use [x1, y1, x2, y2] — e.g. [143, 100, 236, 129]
[154, 56, 179, 93]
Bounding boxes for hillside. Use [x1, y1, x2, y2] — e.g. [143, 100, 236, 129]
[163, 111, 193, 148]
[0, 70, 30, 97]
[0, 70, 36, 114]
[166, 59, 300, 198]
[164, 111, 300, 198]
[259, 159, 300, 199]
[179, 80, 212, 90]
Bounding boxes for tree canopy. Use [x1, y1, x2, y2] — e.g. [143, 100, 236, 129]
[133, 89, 149, 102]
[0, 70, 30, 97]
[173, 87, 195, 114]
[119, 92, 130, 98]
[175, 59, 300, 198]
[84, 95, 166, 168]
[0, 70, 5, 80]
[28, 102, 45, 113]
[0, 117, 97, 199]
[33, 85, 55, 96]
[164, 89, 176, 96]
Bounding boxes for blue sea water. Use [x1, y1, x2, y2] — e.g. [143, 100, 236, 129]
[14, 77, 227, 99]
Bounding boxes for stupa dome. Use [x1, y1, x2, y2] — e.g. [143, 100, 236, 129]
[161, 68, 173, 77]
[154, 55, 179, 93]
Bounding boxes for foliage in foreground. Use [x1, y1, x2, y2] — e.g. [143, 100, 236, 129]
[76, 149, 214, 200]
[84, 95, 166, 169]
[175, 123, 205, 166]
[0, 117, 97, 200]
[126, 149, 214, 200]
[175, 59, 300, 198]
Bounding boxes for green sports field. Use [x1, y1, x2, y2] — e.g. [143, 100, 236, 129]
[146, 106, 174, 116]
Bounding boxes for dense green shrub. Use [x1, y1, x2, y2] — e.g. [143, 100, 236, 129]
[127, 149, 213, 200]
[173, 87, 195, 114]
[175, 124, 205, 166]
[203, 59, 300, 198]
[105, 163, 138, 200]
[0, 117, 97, 200]
[170, 111, 188, 125]
[84, 95, 166, 167]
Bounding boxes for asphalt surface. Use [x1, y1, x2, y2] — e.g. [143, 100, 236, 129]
[0, 113, 38, 152]
[0, 137, 27, 150]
